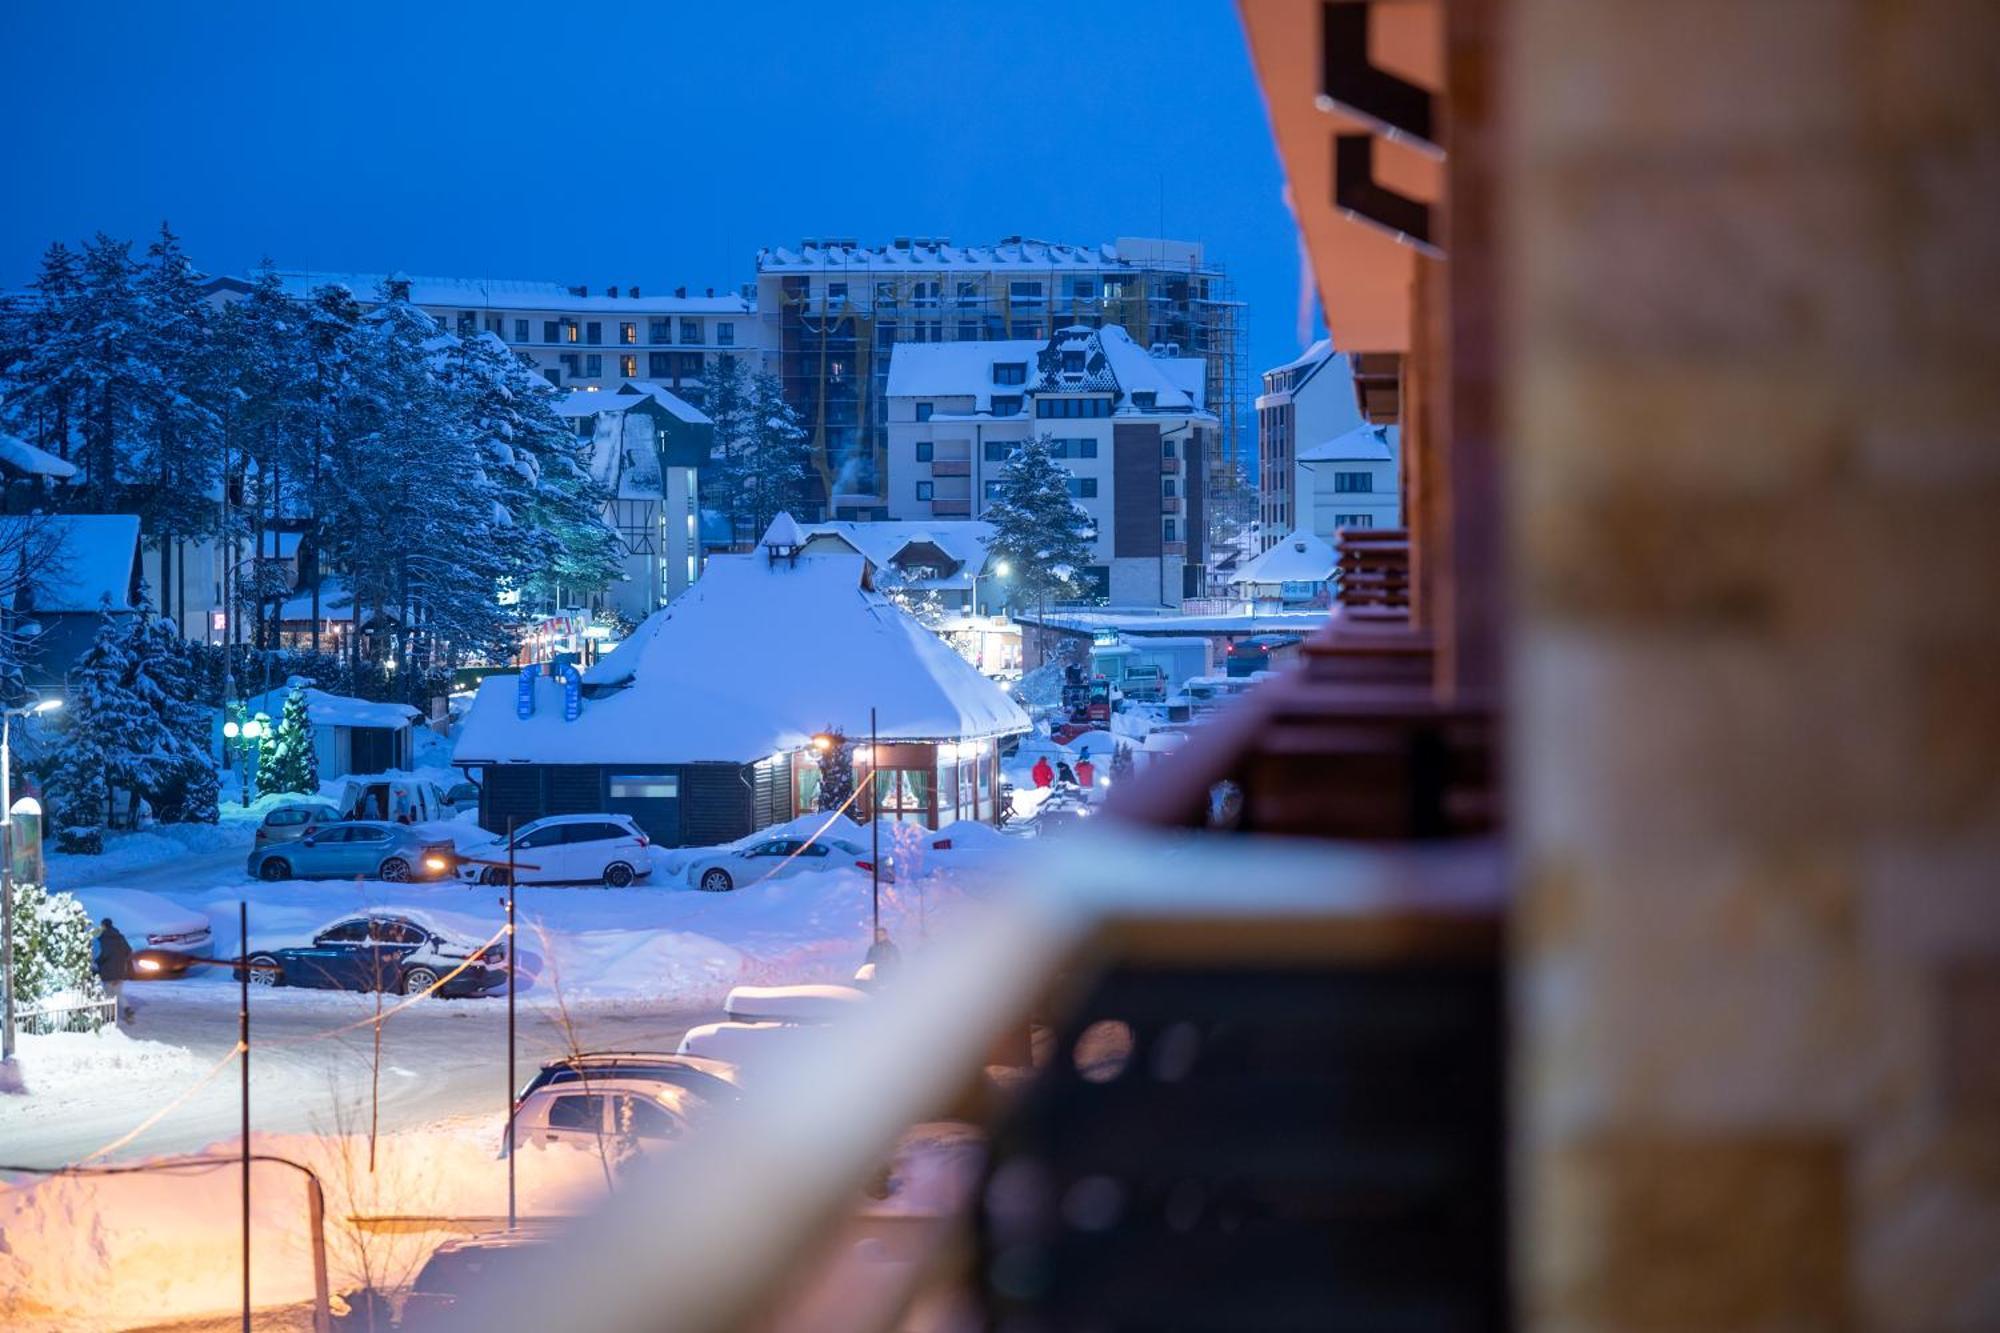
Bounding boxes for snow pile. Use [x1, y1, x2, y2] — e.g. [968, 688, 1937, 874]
[0, 1028, 203, 1108]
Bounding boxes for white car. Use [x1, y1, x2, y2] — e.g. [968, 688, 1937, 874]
[683, 834, 878, 893]
[75, 888, 214, 981]
[457, 814, 652, 888]
[505, 1076, 703, 1156]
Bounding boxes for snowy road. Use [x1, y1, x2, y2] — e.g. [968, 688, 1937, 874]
[0, 988, 714, 1168]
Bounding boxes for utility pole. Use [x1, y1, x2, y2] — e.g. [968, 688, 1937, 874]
[506, 816, 518, 1232]
[239, 900, 251, 1333]
[869, 706, 880, 936]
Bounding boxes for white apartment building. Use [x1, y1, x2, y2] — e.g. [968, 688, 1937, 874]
[885, 325, 1216, 607]
[1254, 339, 1368, 546]
[1296, 422, 1401, 538]
[204, 272, 771, 403]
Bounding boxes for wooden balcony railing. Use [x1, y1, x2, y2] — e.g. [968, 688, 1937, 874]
[932, 498, 971, 518]
[932, 459, 970, 477]
[439, 833, 1506, 1333]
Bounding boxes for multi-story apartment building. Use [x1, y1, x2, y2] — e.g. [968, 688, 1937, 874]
[1254, 339, 1366, 547]
[204, 272, 770, 403]
[1295, 422, 1400, 539]
[756, 236, 1245, 525]
[884, 325, 1215, 607]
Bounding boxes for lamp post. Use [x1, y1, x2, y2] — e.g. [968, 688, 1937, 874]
[2, 696, 63, 1064]
[222, 710, 265, 807]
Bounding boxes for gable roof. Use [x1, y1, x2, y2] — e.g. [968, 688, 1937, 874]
[800, 520, 996, 580]
[1298, 423, 1394, 463]
[1230, 529, 1338, 586]
[455, 541, 1028, 767]
[885, 325, 1210, 417]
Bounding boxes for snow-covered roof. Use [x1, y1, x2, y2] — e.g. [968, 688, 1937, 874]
[556, 381, 711, 426]
[0, 432, 77, 479]
[756, 236, 1215, 274]
[244, 683, 421, 731]
[226, 272, 752, 315]
[456, 547, 1029, 767]
[1230, 530, 1338, 586]
[887, 325, 1210, 417]
[1298, 423, 1394, 463]
[1, 515, 139, 613]
[799, 520, 995, 577]
[1264, 338, 1335, 378]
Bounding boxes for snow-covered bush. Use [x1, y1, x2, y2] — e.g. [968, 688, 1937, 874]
[6, 882, 102, 1015]
[258, 684, 319, 796]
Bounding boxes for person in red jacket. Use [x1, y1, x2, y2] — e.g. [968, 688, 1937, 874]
[1031, 755, 1054, 788]
[1075, 751, 1097, 790]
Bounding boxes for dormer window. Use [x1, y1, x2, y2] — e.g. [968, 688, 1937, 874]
[993, 362, 1027, 386]
[1061, 349, 1085, 373]
[1132, 391, 1157, 409]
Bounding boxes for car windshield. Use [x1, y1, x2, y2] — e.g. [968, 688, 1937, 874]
[412, 1244, 527, 1295]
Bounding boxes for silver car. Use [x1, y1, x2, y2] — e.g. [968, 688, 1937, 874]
[246, 820, 455, 883]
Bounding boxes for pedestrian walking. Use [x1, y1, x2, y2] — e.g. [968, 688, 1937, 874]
[92, 917, 134, 1024]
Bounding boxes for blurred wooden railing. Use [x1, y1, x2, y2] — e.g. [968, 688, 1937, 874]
[439, 832, 1505, 1333]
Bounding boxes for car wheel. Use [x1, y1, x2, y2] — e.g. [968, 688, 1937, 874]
[698, 867, 735, 893]
[258, 858, 290, 882]
[379, 857, 411, 882]
[246, 954, 282, 988]
[604, 862, 635, 888]
[481, 866, 511, 887]
[401, 966, 441, 996]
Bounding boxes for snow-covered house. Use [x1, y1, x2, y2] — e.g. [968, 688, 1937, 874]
[2, 514, 141, 693]
[1255, 339, 1366, 546]
[798, 520, 998, 614]
[1228, 528, 1338, 609]
[453, 516, 1031, 845]
[244, 683, 423, 777]
[1296, 424, 1401, 540]
[555, 382, 712, 621]
[0, 431, 78, 511]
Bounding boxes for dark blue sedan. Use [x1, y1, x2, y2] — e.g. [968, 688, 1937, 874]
[238, 913, 507, 997]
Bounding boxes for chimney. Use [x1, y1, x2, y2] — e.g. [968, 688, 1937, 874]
[675, 285, 687, 299]
[608, 285, 620, 299]
[570, 285, 587, 297]
[630, 285, 641, 298]
[705, 287, 714, 298]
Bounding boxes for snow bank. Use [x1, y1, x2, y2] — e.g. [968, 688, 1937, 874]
[0, 1028, 203, 1108]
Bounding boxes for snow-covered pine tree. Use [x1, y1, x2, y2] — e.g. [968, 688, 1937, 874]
[5, 882, 101, 1012]
[816, 730, 856, 815]
[745, 371, 813, 536]
[260, 682, 319, 796]
[982, 433, 1099, 612]
[124, 601, 218, 823]
[6, 242, 89, 463]
[42, 606, 144, 852]
[702, 353, 753, 544]
[72, 233, 159, 512]
[133, 224, 222, 628]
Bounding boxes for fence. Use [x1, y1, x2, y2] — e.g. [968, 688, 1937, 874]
[18, 994, 117, 1035]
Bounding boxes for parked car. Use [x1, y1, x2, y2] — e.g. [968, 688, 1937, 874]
[724, 983, 868, 1024]
[515, 1051, 743, 1111]
[456, 813, 652, 888]
[333, 1226, 561, 1331]
[245, 820, 455, 882]
[684, 834, 880, 893]
[252, 798, 340, 851]
[237, 912, 507, 997]
[74, 888, 214, 981]
[505, 1076, 703, 1155]
[439, 780, 480, 812]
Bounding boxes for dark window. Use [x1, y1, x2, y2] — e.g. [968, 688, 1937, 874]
[676, 352, 703, 378]
[611, 1095, 681, 1139]
[561, 353, 580, 377]
[717, 322, 734, 346]
[547, 1094, 604, 1132]
[1061, 350, 1085, 373]
[649, 319, 670, 344]
[563, 823, 620, 844]
[585, 322, 602, 345]
[543, 320, 560, 343]
[1335, 513, 1375, 529]
[993, 362, 1027, 386]
[1334, 471, 1373, 493]
[680, 318, 701, 343]
[320, 920, 370, 943]
[649, 352, 671, 377]
[915, 442, 933, 462]
[958, 320, 980, 340]
[915, 403, 933, 422]
[1132, 391, 1156, 409]
[1164, 519, 1178, 542]
[991, 396, 1023, 417]
[984, 480, 1005, 500]
[916, 481, 934, 501]
[543, 369, 560, 386]
[585, 354, 602, 378]
[516, 823, 565, 849]
[1066, 477, 1098, 499]
[514, 319, 528, 342]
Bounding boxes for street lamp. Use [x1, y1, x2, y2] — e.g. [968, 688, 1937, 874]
[223, 710, 265, 806]
[2, 696, 62, 1064]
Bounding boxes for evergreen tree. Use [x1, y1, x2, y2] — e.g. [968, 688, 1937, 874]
[260, 682, 319, 796]
[125, 600, 218, 823]
[7, 242, 88, 462]
[43, 607, 141, 852]
[71, 234, 158, 511]
[6, 883, 102, 1012]
[702, 353, 753, 543]
[815, 730, 856, 815]
[745, 371, 812, 535]
[983, 434, 1099, 611]
[134, 224, 223, 626]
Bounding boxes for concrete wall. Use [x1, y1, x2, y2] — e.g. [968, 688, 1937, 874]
[1509, 2, 2000, 1327]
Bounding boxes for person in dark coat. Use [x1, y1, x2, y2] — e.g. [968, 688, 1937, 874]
[93, 918, 134, 1023]
[864, 928, 902, 978]
[1055, 760, 1078, 788]
[1031, 755, 1054, 789]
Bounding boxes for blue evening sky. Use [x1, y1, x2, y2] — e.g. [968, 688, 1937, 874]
[0, 0, 1319, 379]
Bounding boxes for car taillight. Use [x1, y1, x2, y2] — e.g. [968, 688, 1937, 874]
[635, 835, 648, 847]
[855, 860, 874, 872]
[482, 945, 505, 964]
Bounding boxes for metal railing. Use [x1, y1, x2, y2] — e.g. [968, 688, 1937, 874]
[18, 994, 117, 1035]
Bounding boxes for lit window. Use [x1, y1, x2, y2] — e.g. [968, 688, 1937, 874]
[621, 322, 637, 345]
[621, 355, 637, 378]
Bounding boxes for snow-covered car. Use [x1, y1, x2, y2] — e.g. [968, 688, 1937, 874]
[654, 811, 872, 878]
[237, 912, 507, 997]
[245, 820, 455, 883]
[683, 833, 880, 893]
[334, 1226, 562, 1331]
[73, 888, 214, 981]
[676, 1019, 822, 1072]
[252, 798, 341, 851]
[456, 813, 652, 888]
[514, 1051, 743, 1111]
[505, 1076, 704, 1155]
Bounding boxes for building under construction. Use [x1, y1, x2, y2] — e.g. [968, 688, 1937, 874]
[755, 236, 1247, 529]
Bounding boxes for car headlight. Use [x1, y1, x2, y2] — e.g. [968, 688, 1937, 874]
[423, 855, 449, 873]
[134, 957, 163, 973]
